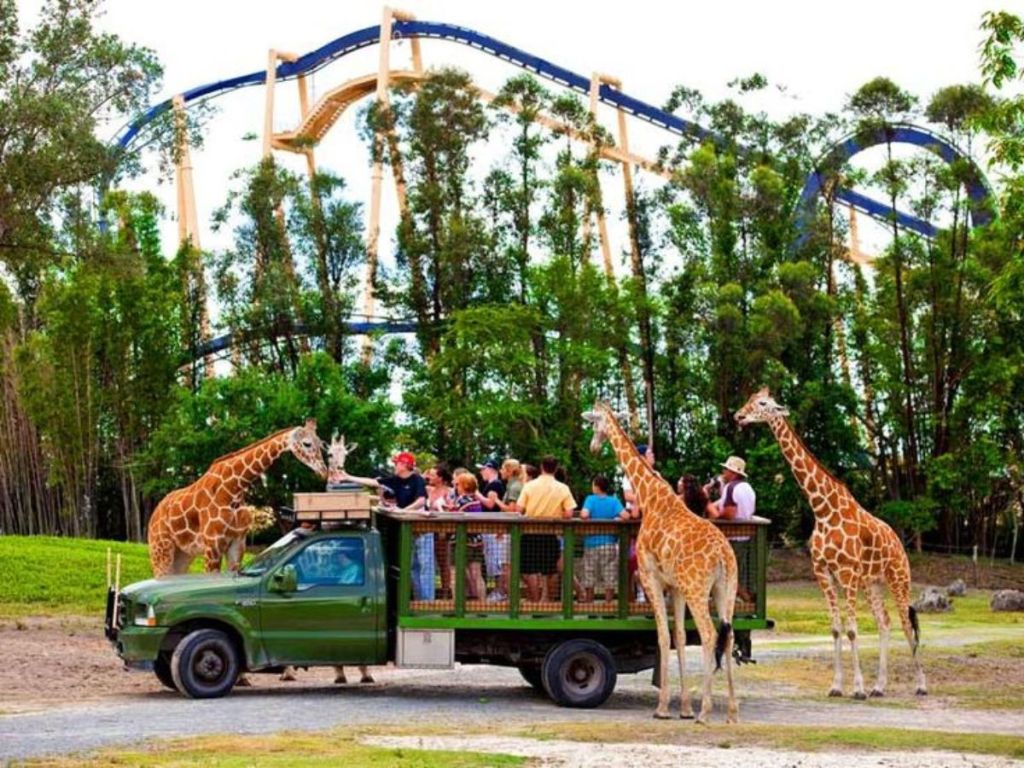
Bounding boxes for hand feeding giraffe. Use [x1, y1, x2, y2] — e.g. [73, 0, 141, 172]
[734, 388, 926, 698]
[280, 433, 374, 686]
[147, 420, 328, 577]
[584, 401, 739, 724]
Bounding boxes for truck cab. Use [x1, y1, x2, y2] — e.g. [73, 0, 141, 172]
[108, 526, 387, 698]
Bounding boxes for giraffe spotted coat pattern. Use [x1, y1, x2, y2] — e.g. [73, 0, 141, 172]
[735, 388, 926, 698]
[147, 421, 328, 577]
[584, 402, 739, 724]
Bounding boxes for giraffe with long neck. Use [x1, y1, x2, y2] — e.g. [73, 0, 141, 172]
[735, 388, 926, 698]
[584, 402, 739, 724]
[147, 421, 328, 577]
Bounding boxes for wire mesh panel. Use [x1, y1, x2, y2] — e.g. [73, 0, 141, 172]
[465, 521, 511, 614]
[573, 523, 623, 615]
[519, 522, 565, 614]
[407, 521, 458, 614]
[722, 522, 759, 615]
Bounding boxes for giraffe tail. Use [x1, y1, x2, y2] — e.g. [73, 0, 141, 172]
[715, 621, 732, 672]
[909, 605, 920, 653]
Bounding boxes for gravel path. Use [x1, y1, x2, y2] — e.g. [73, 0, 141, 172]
[2, 664, 1023, 763]
[366, 735, 1024, 768]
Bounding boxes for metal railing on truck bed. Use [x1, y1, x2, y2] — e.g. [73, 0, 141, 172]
[376, 511, 770, 631]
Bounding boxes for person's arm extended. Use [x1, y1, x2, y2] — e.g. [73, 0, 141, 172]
[340, 471, 381, 490]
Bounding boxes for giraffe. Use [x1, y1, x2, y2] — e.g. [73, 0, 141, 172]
[583, 402, 739, 724]
[734, 388, 926, 698]
[279, 433, 374, 686]
[147, 420, 328, 578]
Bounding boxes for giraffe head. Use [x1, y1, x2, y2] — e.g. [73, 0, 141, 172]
[287, 419, 328, 479]
[327, 432, 357, 484]
[734, 387, 789, 428]
[582, 401, 622, 454]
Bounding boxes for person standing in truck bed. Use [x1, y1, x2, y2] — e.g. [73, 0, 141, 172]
[516, 455, 576, 602]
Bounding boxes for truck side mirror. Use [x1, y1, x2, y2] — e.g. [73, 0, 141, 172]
[269, 564, 298, 594]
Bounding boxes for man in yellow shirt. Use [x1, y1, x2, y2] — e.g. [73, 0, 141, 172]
[516, 456, 576, 601]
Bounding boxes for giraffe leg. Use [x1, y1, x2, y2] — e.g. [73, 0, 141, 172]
[151, 540, 176, 578]
[359, 665, 374, 684]
[171, 548, 194, 575]
[334, 666, 348, 684]
[637, 565, 673, 719]
[203, 545, 223, 573]
[813, 558, 844, 696]
[890, 574, 927, 695]
[687, 596, 717, 725]
[280, 665, 298, 682]
[839, 575, 866, 699]
[671, 589, 693, 719]
[866, 581, 890, 697]
[711, 560, 739, 724]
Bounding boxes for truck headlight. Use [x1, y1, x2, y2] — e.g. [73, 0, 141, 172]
[134, 604, 157, 627]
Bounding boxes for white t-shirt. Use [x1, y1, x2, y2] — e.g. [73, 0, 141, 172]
[716, 480, 755, 520]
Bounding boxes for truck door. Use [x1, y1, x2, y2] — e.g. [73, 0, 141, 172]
[258, 534, 380, 666]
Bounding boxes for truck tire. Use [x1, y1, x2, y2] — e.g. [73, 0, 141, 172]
[170, 628, 240, 699]
[518, 664, 544, 691]
[154, 651, 176, 690]
[541, 639, 617, 708]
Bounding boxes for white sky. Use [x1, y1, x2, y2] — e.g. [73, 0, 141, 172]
[20, 0, 1014, 291]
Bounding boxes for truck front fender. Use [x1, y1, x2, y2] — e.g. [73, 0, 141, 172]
[159, 603, 265, 668]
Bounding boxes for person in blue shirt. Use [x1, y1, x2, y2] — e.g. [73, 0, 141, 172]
[579, 474, 628, 603]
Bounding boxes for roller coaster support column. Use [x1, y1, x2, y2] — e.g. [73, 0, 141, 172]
[587, 74, 616, 280]
[364, 9, 391, 362]
[173, 94, 213, 379]
[587, 73, 640, 434]
[611, 76, 655, 449]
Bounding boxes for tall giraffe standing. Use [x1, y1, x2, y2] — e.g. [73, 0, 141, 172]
[735, 388, 926, 698]
[147, 421, 327, 577]
[584, 402, 739, 724]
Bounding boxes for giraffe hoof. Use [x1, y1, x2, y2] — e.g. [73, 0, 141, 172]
[680, 712, 695, 720]
[279, 674, 296, 682]
[360, 676, 375, 684]
[916, 688, 928, 696]
[235, 675, 253, 687]
[827, 688, 843, 698]
[333, 677, 348, 685]
[853, 691, 868, 700]
[653, 711, 673, 720]
[695, 716, 710, 727]
[869, 689, 885, 698]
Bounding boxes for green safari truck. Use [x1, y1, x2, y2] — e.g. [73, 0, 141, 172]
[107, 509, 772, 708]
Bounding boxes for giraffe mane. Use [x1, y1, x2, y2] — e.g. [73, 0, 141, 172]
[779, 416, 852, 496]
[208, 426, 298, 468]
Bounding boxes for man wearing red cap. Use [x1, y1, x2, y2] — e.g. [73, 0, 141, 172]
[341, 451, 427, 512]
[342, 452, 432, 599]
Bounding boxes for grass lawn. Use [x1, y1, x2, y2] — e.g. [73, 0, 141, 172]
[21, 732, 525, 767]
[764, 581, 1024, 636]
[512, 721, 1024, 760]
[18, 723, 1024, 766]
[0, 536, 202, 619]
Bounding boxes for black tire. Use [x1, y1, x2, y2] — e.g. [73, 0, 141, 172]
[518, 664, 544, 691]
[540, 639, 617, 708]
[170, 628, 240, 699]
[154, 652, 176, 690]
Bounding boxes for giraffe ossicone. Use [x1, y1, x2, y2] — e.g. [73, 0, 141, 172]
[585, 401, 740, 724]
[734, 388, 926, 698]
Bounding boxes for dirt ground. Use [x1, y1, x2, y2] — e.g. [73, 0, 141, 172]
[0, 615, 348, 714]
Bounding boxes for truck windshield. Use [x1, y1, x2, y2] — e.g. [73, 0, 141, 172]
[239, 531, 305, 576]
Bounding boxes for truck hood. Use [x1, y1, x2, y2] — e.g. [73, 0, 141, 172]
[121, 573, 258, 605]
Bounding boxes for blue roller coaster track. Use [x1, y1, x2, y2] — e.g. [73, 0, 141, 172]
[117, 20, 993, 359]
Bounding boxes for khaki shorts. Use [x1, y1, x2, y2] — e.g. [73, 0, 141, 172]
[581, 544, 618, 592]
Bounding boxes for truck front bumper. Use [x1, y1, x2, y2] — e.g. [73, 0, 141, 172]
[113, 625, 168, 664]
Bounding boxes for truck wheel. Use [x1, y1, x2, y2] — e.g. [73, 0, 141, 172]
[170, 628, 240, 699]
[154, 652, 176, 690]
[518, 664, 544, 691]
[541, 639, 617, 708]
